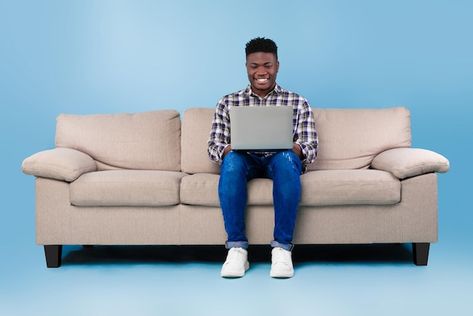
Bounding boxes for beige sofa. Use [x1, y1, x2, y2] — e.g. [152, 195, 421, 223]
[22, 107, 449, 268]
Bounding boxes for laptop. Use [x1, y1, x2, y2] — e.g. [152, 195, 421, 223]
[229, 106, 293, 151]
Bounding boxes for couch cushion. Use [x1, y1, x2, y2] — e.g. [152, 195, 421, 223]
[180, 174, 272, 206]
[181, 107, 411, 174]
[70, 170, 186, 206]
[371, 147, 450, 179]
[307, 107, 411, 170]
[180, 170, 400, 207]
[22, 147, 97, 182]
[181, 108, 220, 174]
[56, 110, 181, 171]
[300, 170, 400, 205]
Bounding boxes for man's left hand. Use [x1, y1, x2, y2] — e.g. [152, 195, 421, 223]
[292, 143, 303, 159]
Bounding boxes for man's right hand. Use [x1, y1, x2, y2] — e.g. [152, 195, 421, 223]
[223, 145, 232, 158]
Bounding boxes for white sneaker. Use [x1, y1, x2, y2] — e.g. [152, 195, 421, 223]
[220, 247, 250, 278]
[270, 247, 294, 278]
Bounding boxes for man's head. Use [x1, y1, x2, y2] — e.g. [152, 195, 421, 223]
[245, 37, 279, 98]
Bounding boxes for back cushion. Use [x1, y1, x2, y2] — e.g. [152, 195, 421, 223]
[308, 107, 411, 170]
[181, 108, 220, 174]
[56, 110, 181, 171]
[180, 107, 411, 173]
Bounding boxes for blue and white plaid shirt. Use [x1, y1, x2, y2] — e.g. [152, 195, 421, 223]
[207, 84, 318, 170]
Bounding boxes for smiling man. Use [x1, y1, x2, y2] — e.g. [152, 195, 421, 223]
[207, 37, 318, 278]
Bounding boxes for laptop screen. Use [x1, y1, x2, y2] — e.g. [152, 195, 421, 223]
[229, 106, 293, 151]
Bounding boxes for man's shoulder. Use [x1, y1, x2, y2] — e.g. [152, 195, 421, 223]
[217, 87, 249, 107]
[220, 87, 248, 99]
[276, 85, 309, 104]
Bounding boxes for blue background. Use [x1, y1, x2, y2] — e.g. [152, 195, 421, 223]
[1, 0, 472, 315]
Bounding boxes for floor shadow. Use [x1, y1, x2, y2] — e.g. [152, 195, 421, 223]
[61, 243, 414, 266]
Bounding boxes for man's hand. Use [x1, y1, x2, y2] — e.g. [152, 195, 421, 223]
[223, 145, 232, 158]
[292, 143, 303, 159]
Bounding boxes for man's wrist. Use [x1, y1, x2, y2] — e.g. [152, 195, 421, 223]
[223, 144, 232, 158]
[292, 143, 303, 159]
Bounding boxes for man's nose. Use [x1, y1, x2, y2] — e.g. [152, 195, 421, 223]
[255, 69, 267, 77]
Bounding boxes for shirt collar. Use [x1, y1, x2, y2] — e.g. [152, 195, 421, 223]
[245, 83, 282, 99]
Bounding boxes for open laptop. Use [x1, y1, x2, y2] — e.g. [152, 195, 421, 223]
[229, 106, 293, 151]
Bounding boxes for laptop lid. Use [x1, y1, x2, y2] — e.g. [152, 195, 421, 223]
[230, 106, 293, 151]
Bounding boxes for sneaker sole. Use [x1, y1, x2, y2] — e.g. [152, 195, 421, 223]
[221, 261, 250, 278]
[270, 269, 294, 278]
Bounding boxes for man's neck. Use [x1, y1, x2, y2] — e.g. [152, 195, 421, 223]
[250, 83, 277, 99]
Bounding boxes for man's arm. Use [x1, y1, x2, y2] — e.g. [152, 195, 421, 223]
[294, 100, 318, 164]
[207, 99, 231, 164]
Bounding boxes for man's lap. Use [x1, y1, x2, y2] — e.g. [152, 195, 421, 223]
[221, 150, 301, 180]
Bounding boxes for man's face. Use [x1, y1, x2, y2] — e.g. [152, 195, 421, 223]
[246, 52, 279, 98]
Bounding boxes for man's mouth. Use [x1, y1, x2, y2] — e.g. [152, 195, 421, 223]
[255, 78, 269, 84]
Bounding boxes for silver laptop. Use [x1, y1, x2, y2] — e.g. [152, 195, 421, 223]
[230, 106, 293, 151]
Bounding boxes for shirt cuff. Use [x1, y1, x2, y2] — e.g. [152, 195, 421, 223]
[218, 144, 231, 162]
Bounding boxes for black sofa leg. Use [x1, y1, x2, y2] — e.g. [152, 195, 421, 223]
[44, 245, 62, 268]
[412, 243, 430, 266]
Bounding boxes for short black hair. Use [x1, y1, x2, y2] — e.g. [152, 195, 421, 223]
[245, 37, 278, 59]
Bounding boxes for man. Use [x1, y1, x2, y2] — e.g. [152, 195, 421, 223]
[207, 37, 318, 278]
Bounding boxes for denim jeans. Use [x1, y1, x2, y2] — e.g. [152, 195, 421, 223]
[218, 150, 303, 251]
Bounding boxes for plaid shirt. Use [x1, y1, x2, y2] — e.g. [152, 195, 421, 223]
[207, 84, 318, 170]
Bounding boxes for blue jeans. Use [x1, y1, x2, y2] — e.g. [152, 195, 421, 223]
[218, 150, 303, 251]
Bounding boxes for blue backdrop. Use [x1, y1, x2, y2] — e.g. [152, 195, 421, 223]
[1, 1, 471, 315]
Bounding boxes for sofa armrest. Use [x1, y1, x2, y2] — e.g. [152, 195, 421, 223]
[371, 148, 449, 179]
[22, 147, 97, 182]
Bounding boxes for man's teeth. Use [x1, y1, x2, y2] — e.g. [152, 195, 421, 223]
[257, 78, 268, 82]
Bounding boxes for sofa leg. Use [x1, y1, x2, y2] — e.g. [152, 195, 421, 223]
[44, 245, 62, 268]
[412, 243, 430, 266]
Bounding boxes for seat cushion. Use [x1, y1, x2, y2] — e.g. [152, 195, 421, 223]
[180, 174, 273, 206]
[180, 170, 400, 207]
[300, 169, 400, 205]
[70, 170, 186, 206]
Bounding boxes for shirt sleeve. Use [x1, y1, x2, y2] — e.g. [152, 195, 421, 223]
[207, 98, 231, 164]
[294, 100, 318, 165]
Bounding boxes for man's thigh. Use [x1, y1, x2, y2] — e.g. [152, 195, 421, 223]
[223, 151, 265, 180]
[264, 150, 302, 179]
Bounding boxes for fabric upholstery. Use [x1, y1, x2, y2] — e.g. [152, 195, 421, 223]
[22, 147, 97, 182]
[371, 147, 450, 179]
[300, 169, 400, 205]
[56, 110, 181, 171]
[35, 174, 437, 245]
[180, 174, 273, 206]
[70, 170, 186, 206]
[181, 108, 220, 174]
[179, 107, 411, 174]
[308, 107, 411, 170]
[37, 178, 181, 245]
[26, 107, 445, 248]
[180, 170, 400, 207]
